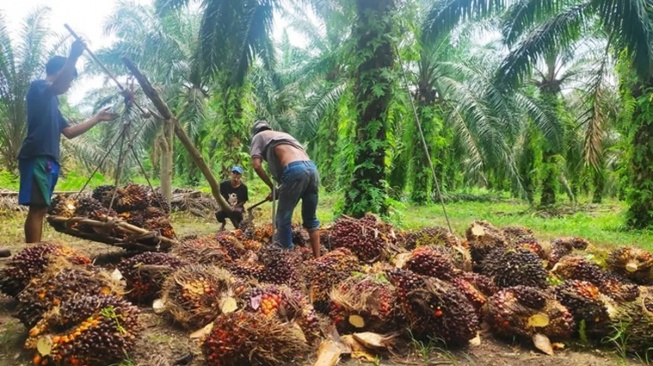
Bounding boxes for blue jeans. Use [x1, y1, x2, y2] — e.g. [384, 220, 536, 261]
[276, 161, 320, 249]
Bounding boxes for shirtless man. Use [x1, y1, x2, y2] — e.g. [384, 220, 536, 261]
[249, 120, 321, 257]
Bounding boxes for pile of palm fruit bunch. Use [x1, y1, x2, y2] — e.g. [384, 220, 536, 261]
[47, 183, 175, 249]
[1, 243, 141, 366]
[8, 215, 653, 366]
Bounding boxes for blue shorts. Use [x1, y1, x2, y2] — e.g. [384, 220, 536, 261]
[18, 157, 60, 207]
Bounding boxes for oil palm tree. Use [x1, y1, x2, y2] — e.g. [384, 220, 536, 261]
[0, 7, 66, 172]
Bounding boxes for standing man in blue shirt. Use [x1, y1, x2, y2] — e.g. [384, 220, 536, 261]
[18, 39, 118, 243]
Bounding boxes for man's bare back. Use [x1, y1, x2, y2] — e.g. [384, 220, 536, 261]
[274, 144, 310, 167]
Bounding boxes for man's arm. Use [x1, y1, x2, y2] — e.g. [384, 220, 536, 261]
[62, 107, 117, 139]
[252, 157, 274, 190]
[50, 40, 85, 94]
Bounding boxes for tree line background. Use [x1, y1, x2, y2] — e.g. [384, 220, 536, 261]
[1, 0, 652, 229]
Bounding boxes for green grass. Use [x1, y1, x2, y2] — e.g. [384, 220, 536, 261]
[313, 193, 653, 251]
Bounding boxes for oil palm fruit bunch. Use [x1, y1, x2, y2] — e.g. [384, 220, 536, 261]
[48, 195, 76, 218]
[25, 295, 140, 366]
[228, 259, 266, 282]
[402, 246, 458, 281]
[161, 265, 237, 330]
[172, 236, 233, 266]
[481, 248, 548, 289]
[251, 223, 275, 243]
[302, 248, 361, 312]
[202, 311, 309, 366]
[484, 286, 575, 341]
[465, 220, 509, 269]
[605, 289, 653, 357]
[606, 247, 653, 285]
[0, 243, 91, 297]
[91, 184, 116, 206]
[292, 224, 309, 247]
[148, 189, 171, 214]
[548, 237, 590, 268]
[330, 214, 397, 263]
[554, 237, 591, 251]
[451, 273, 498, 317]
[329, 273, 399, 333]
[241, 284, 321, 343]
[387, 269, 479, 346]
[553, 280, 614, 338]
[214, 232, 247, 260]
[117, 252, 187, 304]
[144, 216, 176, 239]
[114, 183, 151, 212]
[401, 226, 461, 250]
[258, 245, 303, 290]
[17, 264, 123, 329]
[552, 256, 639, 302]
[501, 225, 535, 244]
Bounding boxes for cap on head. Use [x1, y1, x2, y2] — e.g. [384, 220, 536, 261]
[231, 166, 244, 174]
[251, 120, 271, 137]
[46, 56, 78, 78]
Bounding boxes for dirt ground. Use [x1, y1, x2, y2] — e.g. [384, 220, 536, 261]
[0, 212, 646, 366]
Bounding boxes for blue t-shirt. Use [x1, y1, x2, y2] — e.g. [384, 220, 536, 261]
[18, 80, 69, 162]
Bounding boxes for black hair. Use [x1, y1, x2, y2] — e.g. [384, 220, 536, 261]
[45, 56, 78, 78]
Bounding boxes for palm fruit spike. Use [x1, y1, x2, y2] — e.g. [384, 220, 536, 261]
[606, 246, 653, 285]
[172, 236, 233, 266]
[214, 231, 247, 260]
[403, 246, 458, 281]
[48, 195, 76, 217]
[202, 311, 309, 366]
[91, 184, 116, 206]
[484, 286, 575, 341]
[17, 264, 123, 329]
[302, 248, 361, 313]
[552, 256, 639, 302]
[117, 183, 151, 212]
[117, 252, 187, 304]
[292, 224, 309, 246]
[401, 226, 461, 250]
[553, 280, 614, 338]
[25, 295, 140, 366]
[501, 225, 535, 244]
[0, 243, 91, 297]
[553, 237, 591, 251]
[330, 214, 397, 263]
[606, 290, 653, 357]
[465, 220, 509, 269]
[514, 237, 547, 260]
[451, 277, 490, 317]
[258, 245, 303, 289]
[161, 265, 237, 330]
[481, 248, 549, 289]
[241, 284, 321, 343]
[387, 269, 479, 346]
[144, 216, 176, 238]
[329, 273, 399, 333]
[548, 240, 574, 268]
[252, 223, 275, 243]
[460, 272, 499, 297]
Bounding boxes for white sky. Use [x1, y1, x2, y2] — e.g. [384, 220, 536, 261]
[1, 0, 295, 107]
[2, 0, 153, 106]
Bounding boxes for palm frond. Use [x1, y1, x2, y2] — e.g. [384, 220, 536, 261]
[591, 0, 653, 80]
[501, 0, 565, 46]
[423, 0, 505, 43]
[495, 4, 588, 89]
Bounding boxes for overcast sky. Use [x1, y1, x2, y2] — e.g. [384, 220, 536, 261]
[2, 0, 154, 106]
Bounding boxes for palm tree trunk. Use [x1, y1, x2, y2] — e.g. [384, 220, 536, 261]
[592, 166, 605, 204]
[540, 148, 557, 206]
[410, 96, 434, 205]
[159, 118, 174, 204]
[344, 0, 397, 217]
[626, 80, 653, 228]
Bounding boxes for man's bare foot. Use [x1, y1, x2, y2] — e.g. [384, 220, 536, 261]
[0, 248, 11, 258]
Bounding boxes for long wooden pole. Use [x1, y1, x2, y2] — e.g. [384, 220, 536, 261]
[121, 57, 231, 212]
